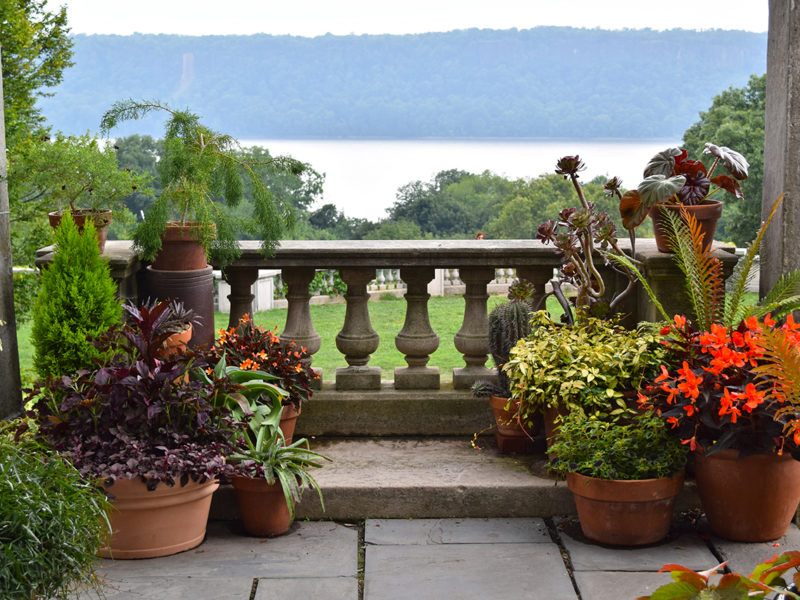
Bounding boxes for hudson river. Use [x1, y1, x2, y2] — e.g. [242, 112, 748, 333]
[244, 138, 681, 222]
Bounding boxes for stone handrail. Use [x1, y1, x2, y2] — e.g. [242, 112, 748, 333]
[35, 238, 739, 393]
[220, 239, 738, 392]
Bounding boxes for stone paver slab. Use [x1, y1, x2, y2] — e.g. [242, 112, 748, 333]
[558, 519, 717, 572]
[711, 523, 800, 575]
[364, 542, 575, 600]
[365, 517, 551, 545]
[574, 571, 676, 600]
[254, 576, 357, 599]
[73, 577, 254, 600]
[97, 521, 357, 579]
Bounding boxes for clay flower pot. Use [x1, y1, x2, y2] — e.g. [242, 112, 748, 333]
[279, 402, 302, 445]
[649, 200, 722, 253]
[231, 475, 292, 537]
[99, 476, 219, 559]
[489, 396, 536, 454]
[151, 222, 211, 271]
[48, 209, 113, 253]
[567, 471, 684, 546]
[694, 448, 800, 542]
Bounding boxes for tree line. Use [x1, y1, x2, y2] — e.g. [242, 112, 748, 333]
[39, 27, 766, 140]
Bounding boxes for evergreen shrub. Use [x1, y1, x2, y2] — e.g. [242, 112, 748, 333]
[31, 213, 121, 377]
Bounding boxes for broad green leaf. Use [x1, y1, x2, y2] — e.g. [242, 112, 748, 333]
[638, 174, 686, 208]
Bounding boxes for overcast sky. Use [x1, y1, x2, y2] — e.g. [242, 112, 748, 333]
[53, 0, 768, 36]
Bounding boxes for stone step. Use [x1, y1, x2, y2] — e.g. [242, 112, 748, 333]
[210, 437, 701, 522]
[295, 384, 496, 437]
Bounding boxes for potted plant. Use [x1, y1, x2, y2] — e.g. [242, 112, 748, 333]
[1, 422, 111, 599]
[99, 100, 306, 270]
[548, 411, 687, 546]
[24, 299, 239, 558]
[211, 361, 329, 537]
[213, 314, 318, 443]
[618, 142, 749, 252]
[504, 310, 665, 444]
[635, 197, 800, 542]
[30, 213, 121, 379]
[638, 552, 800, 600]
[471, 279, 536, 453]
[7, 132, 151, 251]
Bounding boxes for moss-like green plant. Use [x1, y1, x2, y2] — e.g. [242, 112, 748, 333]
[0, 422, 111, 600]
[100, 99, 306, 267]
[504, 311, 665, 428]
[547, 412, 687, 480]
[31, 213, 121, 377]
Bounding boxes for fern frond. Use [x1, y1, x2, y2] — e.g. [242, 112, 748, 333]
[743, 295, 800, 322]
[661, 208, 722, 330]
[604, 252, 670, 322]
[755, 328, 800, 426]
[724, 194, 785, 327]
[761, 269, 800, 308]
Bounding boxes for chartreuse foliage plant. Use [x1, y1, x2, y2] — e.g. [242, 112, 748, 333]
[504, 311, 664, 429]
[30, 213, 121, 377]
[637, 552, 800, 600]
[547, 412, 686, 480]
[0, 422, 111, 600]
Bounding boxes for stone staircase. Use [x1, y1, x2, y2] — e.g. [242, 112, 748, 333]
[210, 383, 701, 522]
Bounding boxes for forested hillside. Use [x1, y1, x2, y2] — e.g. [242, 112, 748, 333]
[39, 27, 766, 139]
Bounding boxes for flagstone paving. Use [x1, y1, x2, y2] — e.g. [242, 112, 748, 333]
[75, 517, 800, 600]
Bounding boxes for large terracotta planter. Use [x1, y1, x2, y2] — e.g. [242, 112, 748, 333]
[100, 476, 219, 559]
[280, 402, 302, 445]
[231, 475, 292, 537]
[694, 449, 800, 542]
[151, 222, 210, 270]
[48, 209, 113, 253]
[489, 396, 535, 454]
[567, 471, 684, 546]
[650, 200, 722, 253]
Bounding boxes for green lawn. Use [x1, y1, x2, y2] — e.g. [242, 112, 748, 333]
[16, 294, 564, 385]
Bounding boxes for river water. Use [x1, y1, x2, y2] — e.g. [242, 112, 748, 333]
[243, 138, 681, 222]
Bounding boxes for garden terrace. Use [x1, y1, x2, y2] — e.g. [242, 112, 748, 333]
[36, 237, 739, 441]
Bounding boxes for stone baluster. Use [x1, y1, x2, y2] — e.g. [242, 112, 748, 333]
[452, 267, 495, 389]
[223, 266, 259, 328]
[517, 265, 556, 312]
[395, 267, 440, 389]
[376, 268, 386, 290]
[280, 267, 323, 387]
[335, 267, 381, 390]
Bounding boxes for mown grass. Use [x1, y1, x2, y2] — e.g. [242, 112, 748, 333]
[15, 293, 564, 384]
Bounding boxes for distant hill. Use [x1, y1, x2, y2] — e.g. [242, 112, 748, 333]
[39, 28, 767, 140]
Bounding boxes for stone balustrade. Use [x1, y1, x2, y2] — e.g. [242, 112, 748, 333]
[36, 238, 739, 393]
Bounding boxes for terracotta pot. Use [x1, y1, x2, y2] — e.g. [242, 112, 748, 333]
[48, 209, 113, 253]
[157, 323, 193, 359]
[151, 222, 211, 271]
[279, 402, 302, 445]
[231, 475, 292, 537]
[489, 396, 536, 454]
[694, 449, 800, 542]
[649, 200, 722, 253]
[567, 471, 684, 546]
[99, 476, 219, 559]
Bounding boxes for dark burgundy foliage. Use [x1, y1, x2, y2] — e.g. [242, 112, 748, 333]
[26, 300, 237, 489]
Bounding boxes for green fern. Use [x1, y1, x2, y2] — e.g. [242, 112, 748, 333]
[661, 207, 723, 331]
[755, 328, 800, 429]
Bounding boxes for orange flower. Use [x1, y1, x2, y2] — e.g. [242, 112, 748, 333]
[673, 314, 686, 329]
[739, 383, 765, 412]
[239, 359, 257, 371]
[677, 362, 702, 399]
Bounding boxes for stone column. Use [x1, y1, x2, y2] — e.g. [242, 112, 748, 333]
[280, 267, 322, 386]
[395, 267, 440, 389]
[516, 265, 554, 311]
[762, 0, 800, 295]
[223, 266, 259, 328]
[452, 266, 495, 389]
[335, 267, 381, 390]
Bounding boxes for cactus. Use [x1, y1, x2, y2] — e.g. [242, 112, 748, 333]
[472, 279, 534, 398]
